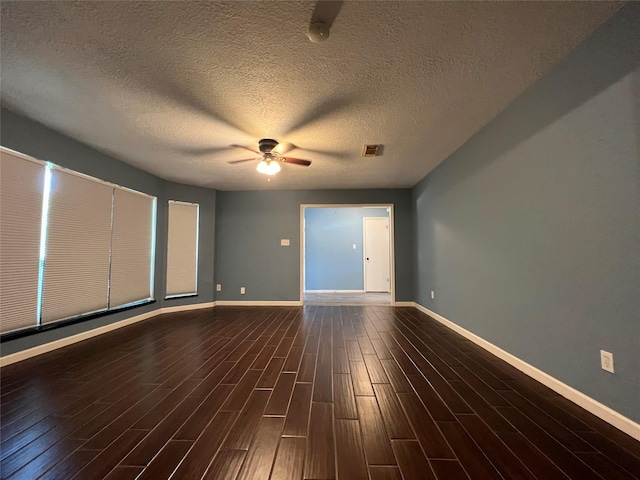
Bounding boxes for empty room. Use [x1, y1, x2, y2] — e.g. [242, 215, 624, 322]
[1, 2, 638, 479]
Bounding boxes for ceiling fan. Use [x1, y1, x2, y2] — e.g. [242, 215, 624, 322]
[228, 139, 312, 176]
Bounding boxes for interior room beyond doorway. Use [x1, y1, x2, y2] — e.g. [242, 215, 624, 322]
[302, 205, 394, 305]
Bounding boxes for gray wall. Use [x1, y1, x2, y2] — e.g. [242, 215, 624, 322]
[305, 207, 389, 291]
[1, 109, 216, 355]
[412, 5, 640, 422]
[215, 190, 413, 302]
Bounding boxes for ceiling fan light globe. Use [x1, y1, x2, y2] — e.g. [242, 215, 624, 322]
[257, 159, 281, 175]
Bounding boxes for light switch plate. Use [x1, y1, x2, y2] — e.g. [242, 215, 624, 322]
[281, 239, 290, 246]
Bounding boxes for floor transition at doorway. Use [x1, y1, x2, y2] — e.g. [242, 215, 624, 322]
[304, 291, 391, 305]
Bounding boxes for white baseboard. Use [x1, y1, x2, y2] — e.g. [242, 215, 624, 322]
[1, 310, 159, 367]
[160, 302, 216, 314]
[215, 300, 303, 307]
[0, 302, 217, 368]
[411, 302, 640, 442]
[304, 290, 365, 293]
[1, 300, 302, 367]
[394, 301, 415, 307]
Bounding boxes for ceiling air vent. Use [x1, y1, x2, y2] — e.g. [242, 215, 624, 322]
[361, 144, 382, 157]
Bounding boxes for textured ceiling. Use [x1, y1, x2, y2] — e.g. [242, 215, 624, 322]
[0, 1, 622, 190]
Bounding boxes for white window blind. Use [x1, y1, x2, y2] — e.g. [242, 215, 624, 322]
[0, 149, 45, 333]
[109, 187, 156, 308]
[41, 167, 113, 323]
[166, 201, 199, 297]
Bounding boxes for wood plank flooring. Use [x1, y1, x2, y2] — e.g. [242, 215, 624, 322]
[1, 306, 639, 479]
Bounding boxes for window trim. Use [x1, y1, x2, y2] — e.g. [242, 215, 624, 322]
[165, 200, 200, 299]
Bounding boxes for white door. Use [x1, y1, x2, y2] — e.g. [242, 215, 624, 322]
[363, 217, 390, 292]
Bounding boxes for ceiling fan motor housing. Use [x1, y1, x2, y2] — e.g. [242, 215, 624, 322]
[259, 138, 279, 154]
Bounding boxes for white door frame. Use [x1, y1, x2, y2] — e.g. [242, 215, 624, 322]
[300, 204, 396, 304]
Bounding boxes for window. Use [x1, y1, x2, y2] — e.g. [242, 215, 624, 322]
[0, 149, 45, 333]
[109, 187, 156, 308]
[40, 167, 113, 323]
[166, 201, 199, 298]
[0, 147, 156, 335]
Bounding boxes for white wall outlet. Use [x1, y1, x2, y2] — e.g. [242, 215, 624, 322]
[240, 287, 246, 295]
[431, 290, 435, 299]
[216, 284, 222, 291]
[280, 239, 290, 246]
[353, 244, 357, 249]
[600, 350, 614, 373]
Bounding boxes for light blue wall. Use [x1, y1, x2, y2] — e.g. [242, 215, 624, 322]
[412, 4, 640, 422]
[304, 207, 388, 290]
[0, 109, 216, 355]
[215, 190, 413, 302]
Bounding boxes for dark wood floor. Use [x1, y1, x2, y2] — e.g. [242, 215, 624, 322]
[1, 306, 639, 480]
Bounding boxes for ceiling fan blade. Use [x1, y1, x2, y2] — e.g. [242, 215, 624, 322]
[227, 158, 257, 164]
[282, 157, 312, 166]
[230, 144, 260, 155]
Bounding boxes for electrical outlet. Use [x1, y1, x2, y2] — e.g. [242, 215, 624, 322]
[431, 290, 435, 299]
[216, 284, 221, 291]
[353, 244, 357, 249]
[600, 350, 614, 373]
[240, 287, 246, 295]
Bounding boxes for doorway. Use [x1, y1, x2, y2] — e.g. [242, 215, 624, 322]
[300, 204, 395, 305]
